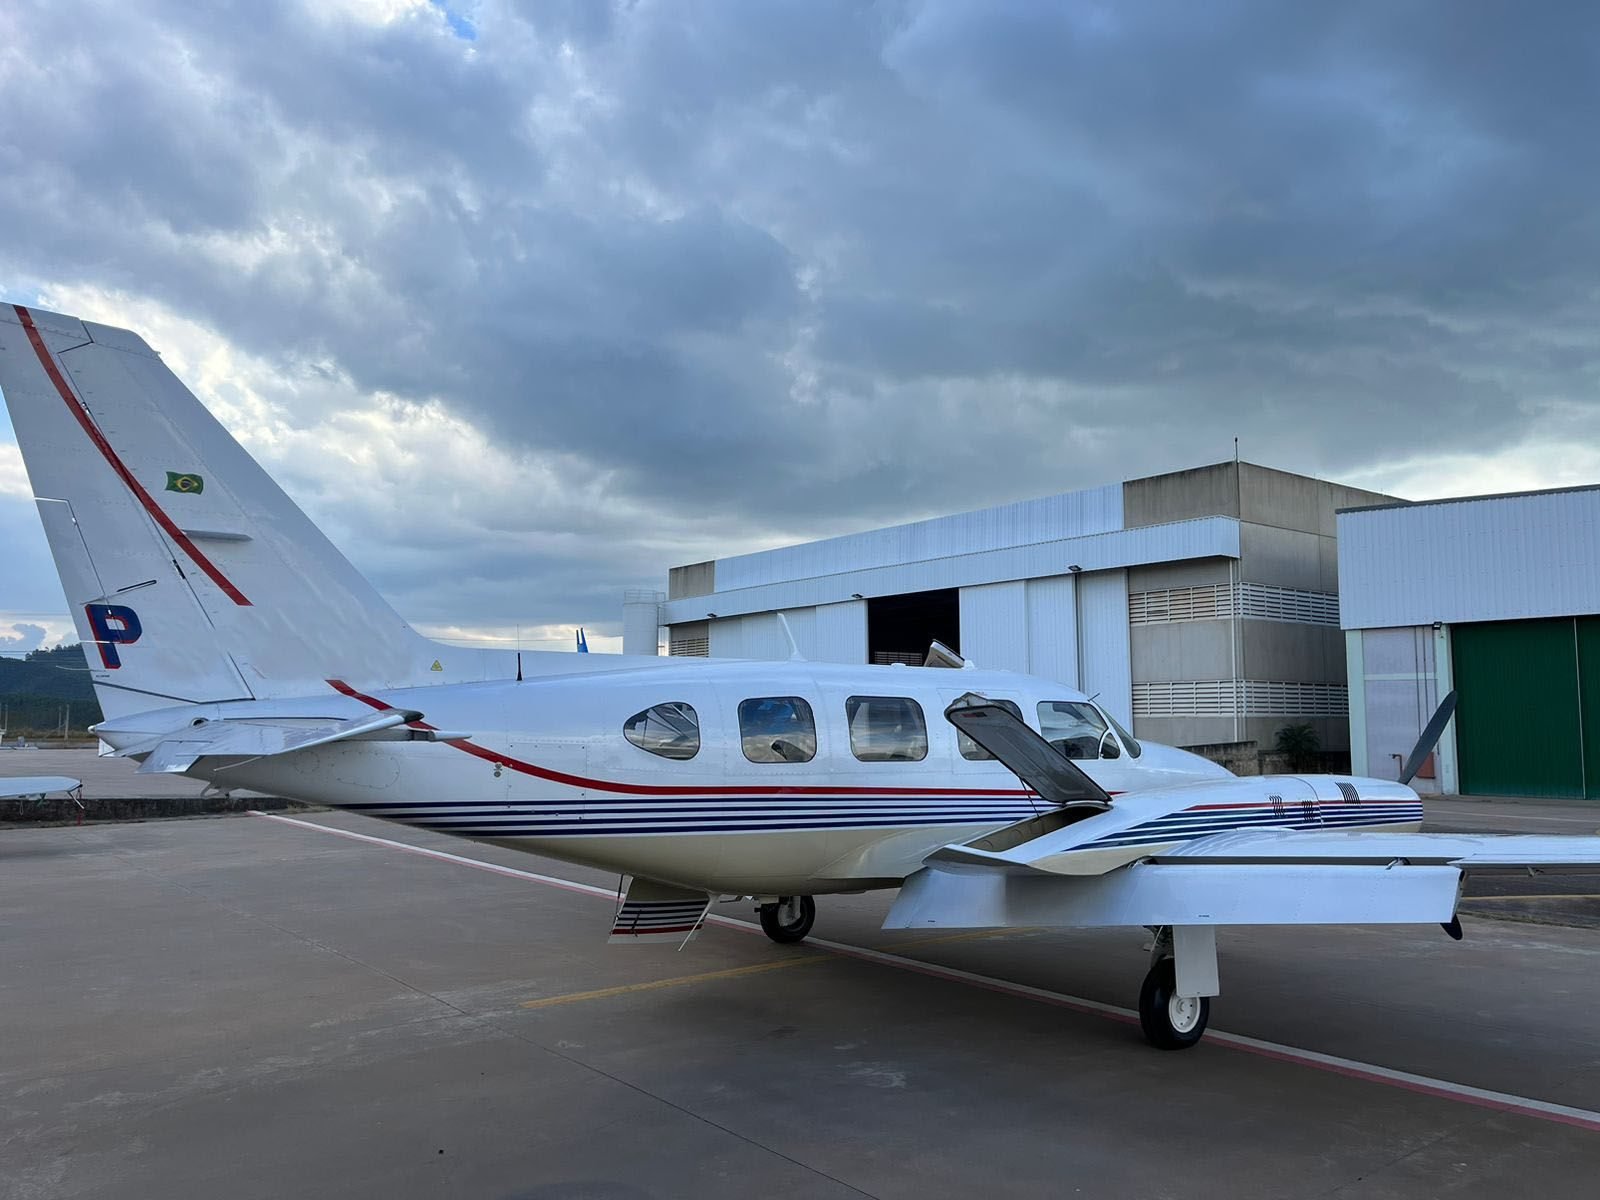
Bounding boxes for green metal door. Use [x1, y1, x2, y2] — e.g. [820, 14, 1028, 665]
[1453, 619, 1584, 799]
[1580, 617, 1600, 800]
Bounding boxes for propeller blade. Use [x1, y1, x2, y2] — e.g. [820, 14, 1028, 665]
[1399, 690, 1458, 785]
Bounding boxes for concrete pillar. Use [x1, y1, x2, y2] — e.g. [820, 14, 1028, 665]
[1434, 624, 1459, 794]
[1345, 629, 1367, 776]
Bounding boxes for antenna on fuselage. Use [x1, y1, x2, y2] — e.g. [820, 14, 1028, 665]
[775, 612, 805, 662]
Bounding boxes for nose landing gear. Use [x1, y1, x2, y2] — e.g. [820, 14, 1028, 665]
[758, 895, 816, 944]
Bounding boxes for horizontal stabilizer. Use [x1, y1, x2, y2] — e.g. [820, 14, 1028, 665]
[609, 878, 712, 945]
[0, 776, 83, 800]
[128, 708, 422, 774]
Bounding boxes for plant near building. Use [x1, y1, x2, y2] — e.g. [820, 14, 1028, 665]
[1274, 722, 1321, 773]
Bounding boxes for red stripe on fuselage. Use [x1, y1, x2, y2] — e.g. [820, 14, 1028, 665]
[326, 677, 1051, 799]
[13, 305, 252, 606]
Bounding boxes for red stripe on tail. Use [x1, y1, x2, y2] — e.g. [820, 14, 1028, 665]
[13, 305, 252, 606]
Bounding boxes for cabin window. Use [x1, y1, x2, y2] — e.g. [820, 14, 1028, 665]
[1037, 700, 1119, 760]
[623, 702, 701, 761]
[846, 695, 928, 762]
[949, 692, 1025, 760]
[739, 696, 817, 763]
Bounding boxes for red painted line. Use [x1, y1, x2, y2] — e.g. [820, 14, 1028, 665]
[13, 305, 252, 606]
[251, 811, 1600, 1135]
[1208, 1036, 1600, 1133]
[325, 678, 1042, 799]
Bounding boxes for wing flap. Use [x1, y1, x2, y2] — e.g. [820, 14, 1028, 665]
[129, 708, 422, 774]
[1160, 829, 1600, 873]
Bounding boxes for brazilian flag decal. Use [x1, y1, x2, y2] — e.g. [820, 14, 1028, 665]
[165, 472, 204, 495]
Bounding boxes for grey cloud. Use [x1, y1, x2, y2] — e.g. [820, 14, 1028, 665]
[3, 0, 1599, 635]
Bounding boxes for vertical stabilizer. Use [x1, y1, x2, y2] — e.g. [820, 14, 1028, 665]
[0, 303, 462, 716]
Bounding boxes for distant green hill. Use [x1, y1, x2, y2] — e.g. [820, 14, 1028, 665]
[0, 645, 102, 736]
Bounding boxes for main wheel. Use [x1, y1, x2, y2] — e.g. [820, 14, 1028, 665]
[759, 895, 816, 944]
[1138, 958, 1209, 1050]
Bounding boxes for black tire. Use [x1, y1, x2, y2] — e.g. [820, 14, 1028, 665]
[759, 895, 816, 944]
[1138, 958, 1210, 1050]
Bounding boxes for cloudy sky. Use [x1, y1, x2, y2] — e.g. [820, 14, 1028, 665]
[2, 0, 1598, 656]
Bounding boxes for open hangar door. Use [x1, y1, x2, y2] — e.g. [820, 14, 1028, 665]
[1453, 616, 1600, 800]
[867, 589, 959, 665]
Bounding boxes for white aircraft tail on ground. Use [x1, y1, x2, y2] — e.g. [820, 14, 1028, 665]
[6, 299, 1600, 1052]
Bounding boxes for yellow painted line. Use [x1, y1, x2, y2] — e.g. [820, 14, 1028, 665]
[521, 955, 824, 1010]
[886, 927, 1043, 951]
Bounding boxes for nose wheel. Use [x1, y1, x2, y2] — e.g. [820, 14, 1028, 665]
[758, 895, 815, 944]
[1138, 957, 1210, 1050]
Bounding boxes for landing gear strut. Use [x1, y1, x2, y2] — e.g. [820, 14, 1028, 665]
[759, 895, 815, 944]
[1138, 925, 1214, 1051]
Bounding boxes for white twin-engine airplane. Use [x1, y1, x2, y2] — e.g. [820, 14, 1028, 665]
[5, 302, 1600, 1051]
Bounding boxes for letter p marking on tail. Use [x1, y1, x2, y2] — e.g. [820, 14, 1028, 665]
[85, 603, 143, 669]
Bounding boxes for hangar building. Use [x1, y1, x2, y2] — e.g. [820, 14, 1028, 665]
[642, 462, 1396, 758]
[1339, 484, 1600, 799]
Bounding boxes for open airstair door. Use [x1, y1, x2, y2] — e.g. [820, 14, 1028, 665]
[944, 701, 1112, 808]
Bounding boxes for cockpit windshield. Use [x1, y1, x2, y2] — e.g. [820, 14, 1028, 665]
[1100, 707, 1142, 758]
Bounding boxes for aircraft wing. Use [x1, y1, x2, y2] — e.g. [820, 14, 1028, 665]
[121, 708, 422, 774]
[0, 776, 82, 800]
[888, 827, 1600, 931]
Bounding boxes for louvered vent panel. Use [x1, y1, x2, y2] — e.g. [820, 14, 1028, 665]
[1129, 584, 1339, 627]
[1133, 681, 1349, 718]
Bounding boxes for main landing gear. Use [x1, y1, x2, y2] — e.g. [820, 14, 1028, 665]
[1138, 925, 1215, 1050]
[759, 895, 815, 944]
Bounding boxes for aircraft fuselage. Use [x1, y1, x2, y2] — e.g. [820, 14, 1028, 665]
[95, 658, 1421, 895]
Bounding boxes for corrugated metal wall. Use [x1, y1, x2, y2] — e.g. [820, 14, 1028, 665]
[708, 611, 819, 661]
[812, 600, 867, 663]
[715, 483, 1124, 591]
[658, 517, 1240, 626]
[958, 581, 1028, 673]
[1339, 488, 1600, 630]
[1077, 569, 1133, 726]
[1026, 574, 1078, 687]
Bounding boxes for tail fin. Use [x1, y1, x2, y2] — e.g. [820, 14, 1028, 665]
[0, 303, 500, 717]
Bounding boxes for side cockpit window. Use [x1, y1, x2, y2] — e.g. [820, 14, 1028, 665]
[846, 695, 928, 762]
[739, 696, 817, 763]
[1038, 700, 1117, 760]
[949, 692, 1024, 761]
[623, 702, 700, 761]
